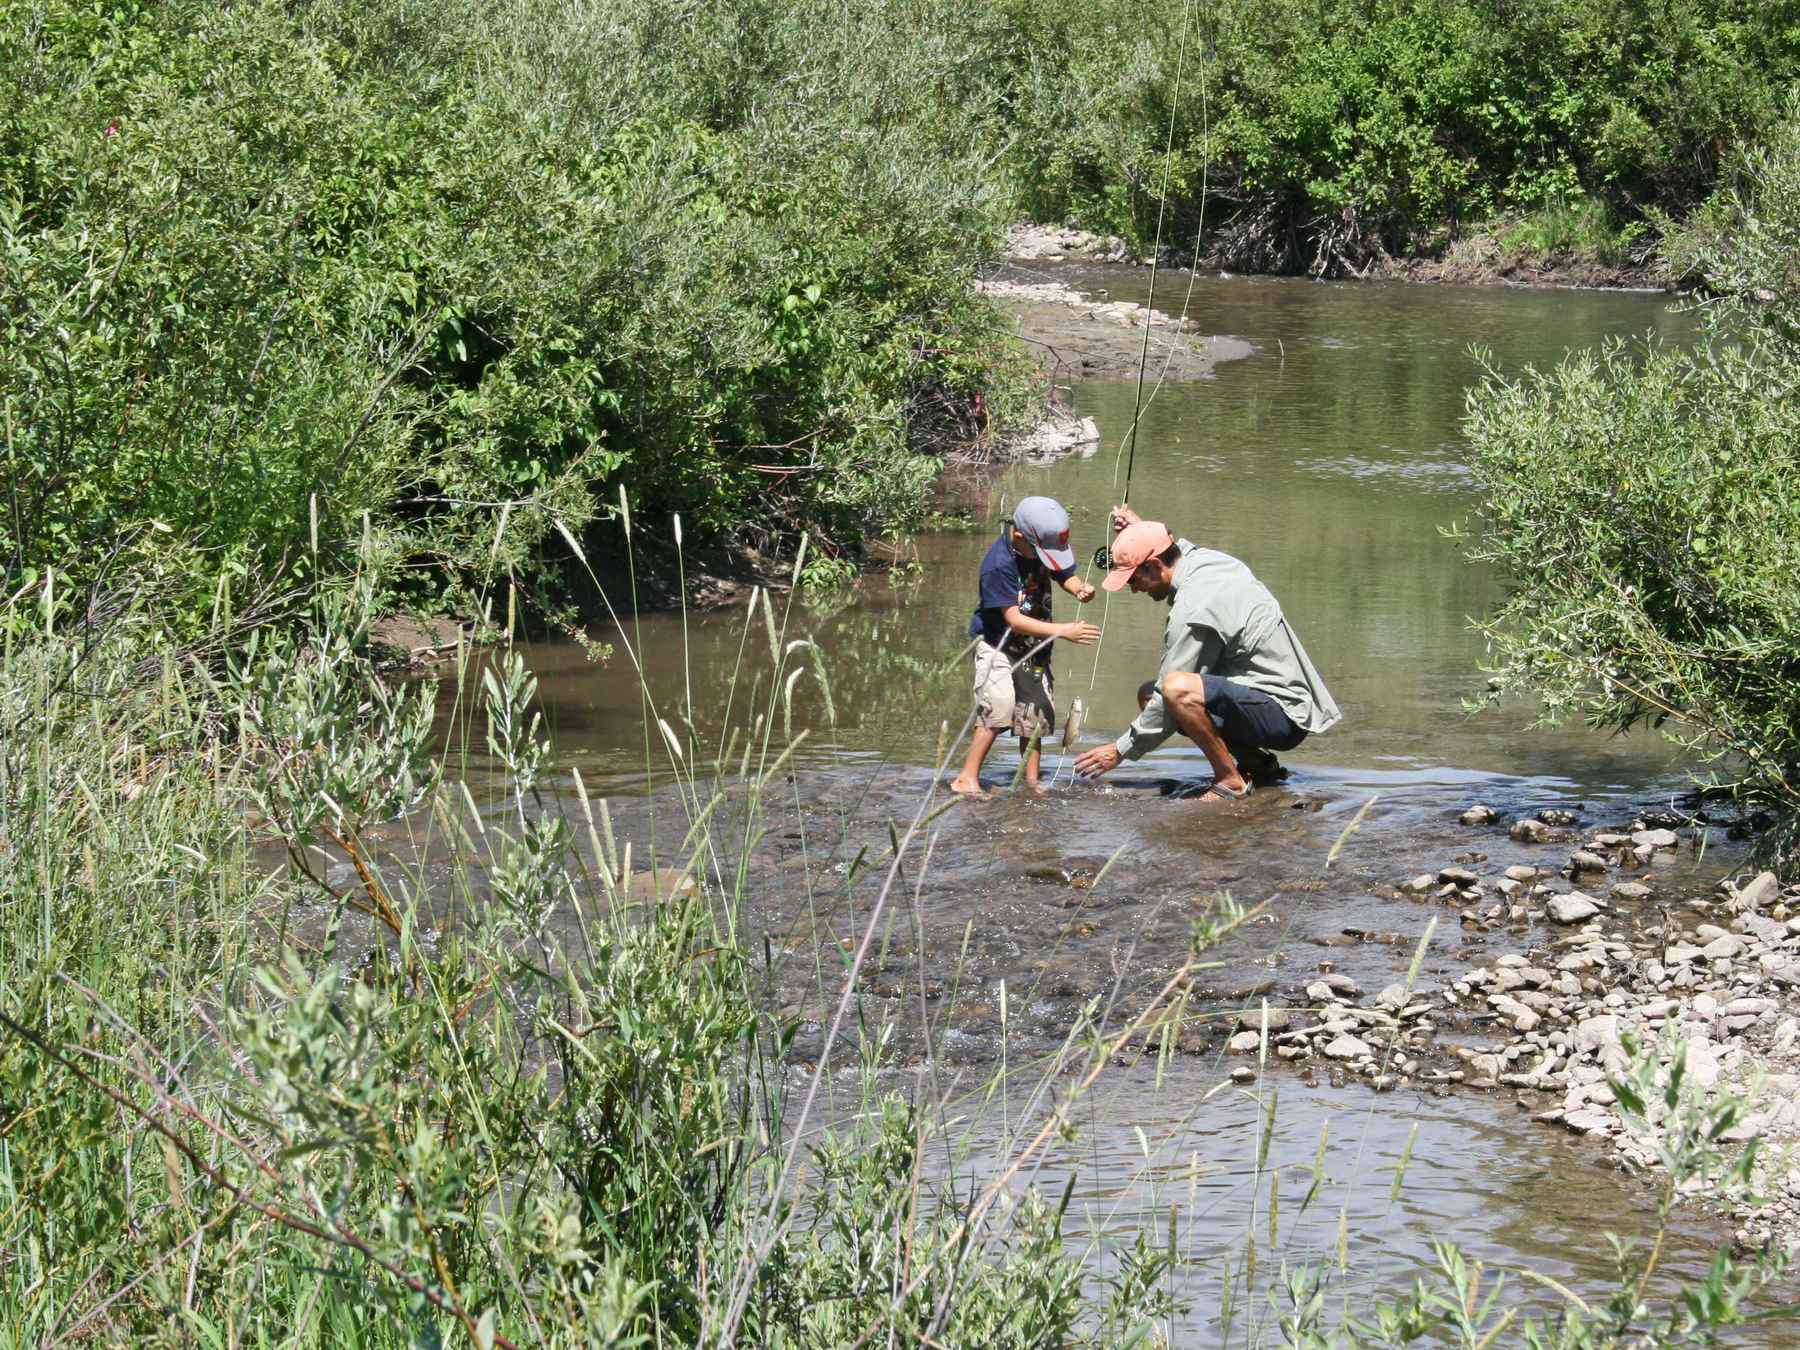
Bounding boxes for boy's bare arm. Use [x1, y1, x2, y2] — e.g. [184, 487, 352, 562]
[1003, 605, 1099, 645]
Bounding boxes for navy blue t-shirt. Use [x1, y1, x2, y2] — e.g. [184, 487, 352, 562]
[968, 533, 1073, 666]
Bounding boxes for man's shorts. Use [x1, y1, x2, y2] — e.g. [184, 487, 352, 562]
[1200, 674, 1306, 755]
[973, 640, 1056, 739]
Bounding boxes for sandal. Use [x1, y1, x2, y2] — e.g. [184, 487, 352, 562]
[1200, 779, 1253, 801]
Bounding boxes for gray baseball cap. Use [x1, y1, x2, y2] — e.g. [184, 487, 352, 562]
[1012, 496, 1076, 573]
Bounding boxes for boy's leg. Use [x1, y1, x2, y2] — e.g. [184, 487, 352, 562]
[950, 728, 1000, 794]
[950, 642, 1016, 795]
[1011, 665, 1055, 792]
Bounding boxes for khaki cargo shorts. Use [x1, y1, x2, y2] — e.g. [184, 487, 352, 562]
[973, 640, 1055, 739]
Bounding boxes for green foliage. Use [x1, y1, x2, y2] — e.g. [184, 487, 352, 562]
[1463, 105, 1800, 871]
[0, 592, 1094, 1343]
[0, 0, 1027, 634]
[992, 0, 1800, 273]
[1497, 196, 1648, 268]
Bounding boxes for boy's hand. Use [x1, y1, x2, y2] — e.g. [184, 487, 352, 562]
[1073, 580, 1096, 603]
[1110, 504, 1142, 534]
[1060, 621, 1101, 645]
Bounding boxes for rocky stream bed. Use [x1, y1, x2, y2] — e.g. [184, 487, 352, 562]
[1224, 804, 1800, 1253]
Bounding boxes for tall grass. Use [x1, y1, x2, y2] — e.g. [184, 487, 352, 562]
[1, 533, 1793, 1345]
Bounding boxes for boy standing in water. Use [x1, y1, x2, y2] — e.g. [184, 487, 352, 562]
[949, 496, 1100, 795]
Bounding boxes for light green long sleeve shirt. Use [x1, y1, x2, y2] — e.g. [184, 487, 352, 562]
[1114, 541, 1342, 761]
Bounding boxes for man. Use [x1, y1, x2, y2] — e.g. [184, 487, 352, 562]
[1073, 507, 1339, 799]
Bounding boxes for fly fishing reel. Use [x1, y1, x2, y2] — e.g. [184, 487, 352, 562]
[1091, 544, 1114, 571]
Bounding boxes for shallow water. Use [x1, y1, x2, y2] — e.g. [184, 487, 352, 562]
[420, 272, 1791, 1328]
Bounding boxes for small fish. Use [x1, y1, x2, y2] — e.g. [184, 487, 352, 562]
[1062, 696, 1085, 748]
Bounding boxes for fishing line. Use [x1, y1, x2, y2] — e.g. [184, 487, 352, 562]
[1081, 0, 1206, 704]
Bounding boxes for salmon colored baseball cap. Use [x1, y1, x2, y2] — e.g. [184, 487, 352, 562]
[1102, 520, 1175, 591]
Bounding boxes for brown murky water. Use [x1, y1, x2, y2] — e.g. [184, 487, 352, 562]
[421, 271, 1793, 1329]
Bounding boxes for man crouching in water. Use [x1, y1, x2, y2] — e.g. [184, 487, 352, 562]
[1074, 506, 1340, 800]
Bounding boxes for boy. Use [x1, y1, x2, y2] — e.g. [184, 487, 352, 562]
[948, 496, 1100, 795]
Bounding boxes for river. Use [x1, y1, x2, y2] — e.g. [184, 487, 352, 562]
[427, 269, 1789, 1336]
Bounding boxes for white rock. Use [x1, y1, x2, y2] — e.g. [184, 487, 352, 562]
[1684, 1037, 1723, 1089]
[1323, 1034, 1372, 1060]
[1490, 995, 1541, 1032]
[1564, 1109, 1616, 1134]
[1547, 893, 1602, 925]
[1723, 996, 1776, 1016]
[1228, 1030, 1263, 1053]
[1735, 913, 1787, 946]
[1575, 1014, 1622, 1054]
[1733, 871, 1781, 911]
[1631, 828, 1679, 849]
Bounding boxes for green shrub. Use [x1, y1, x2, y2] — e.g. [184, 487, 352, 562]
[1463, 105, 1800, 870]
[0, 0, 1030, 634]
[992, 0, 1800, 273]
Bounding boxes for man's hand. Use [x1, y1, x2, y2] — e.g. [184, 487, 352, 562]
[1060, 620, 1101, 645]
[1074, 742, 1122, 778]
[1111, 504, 1142, 535]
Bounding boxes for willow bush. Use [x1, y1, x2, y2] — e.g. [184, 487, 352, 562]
[1463, 105, 1800, 871]
[0, 0, 1032, 633]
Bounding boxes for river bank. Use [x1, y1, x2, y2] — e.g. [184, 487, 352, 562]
[1195, 797, 1800, 1254]
[1005, 220, 1663, 291]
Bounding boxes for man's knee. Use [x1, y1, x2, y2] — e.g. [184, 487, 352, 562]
[1162, 670, 1206, 711]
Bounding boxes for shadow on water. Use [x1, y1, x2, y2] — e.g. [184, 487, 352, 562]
[403, 274, 1790, 1330]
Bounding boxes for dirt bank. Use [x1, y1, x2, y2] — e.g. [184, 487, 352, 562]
[971, 268, 1253, 464]
[1007, 219, 1665, 291]
[979, 275, 1252, 384]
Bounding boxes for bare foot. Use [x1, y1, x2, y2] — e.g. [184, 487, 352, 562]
[1020, 779, 1047, 796]
[947, 776, 990, 798]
